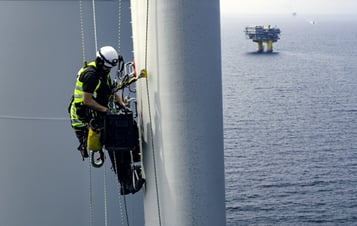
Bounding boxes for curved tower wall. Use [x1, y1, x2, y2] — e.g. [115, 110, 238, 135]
[131, 1, 226, 225]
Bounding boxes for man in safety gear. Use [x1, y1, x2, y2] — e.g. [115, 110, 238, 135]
[69, 46, 126, 159]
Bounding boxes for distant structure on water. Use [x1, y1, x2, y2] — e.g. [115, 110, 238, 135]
[245, 25, 281, 53]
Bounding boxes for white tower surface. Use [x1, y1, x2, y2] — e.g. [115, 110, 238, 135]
[131, 0, 226, 226]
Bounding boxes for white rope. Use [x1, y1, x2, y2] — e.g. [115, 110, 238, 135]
[79, 0, 86, 62]
[79, 2, 94, 226]
[89, 1, 110, 225]
[81, 0, 131, 225]
[88, 157, 94, 226]
[117, 0, 122, 53]
[92, 0, 98, 51]
[104, 158, 108, 226]
[115, 1, 130, 224]
[114, 153, 130, 226]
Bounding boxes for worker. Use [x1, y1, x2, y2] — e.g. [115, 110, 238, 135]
[69, 46, 126, 160]
[68, 46, 145, 195]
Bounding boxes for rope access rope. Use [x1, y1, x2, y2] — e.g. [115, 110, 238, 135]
[79, 0, 86, 62]
[104, 159, 108, 226]
[90, 1, 111, 225]
[142, 1, 162, 225]
[79, 1, 96, 225]
[92, 0, 98, 52]
[79, 1, 133, 225]
[114, 1, 130, 225]
[117, 0, 122, 53]
[87, 0, 108, 226]
[114, 153, 130, 226]
[88, 157, 94, 226]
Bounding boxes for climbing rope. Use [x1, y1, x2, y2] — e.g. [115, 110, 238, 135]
[92, 0, 98, 52]
[114, 153, 130, 226]
[104, 158, 108, 226]
[117, 0, 122, 53]
[88, 156, 94, 226]
[114, 1, 131, 225]
[79, 0, 86, 62]
[89, 1, 112, 226]
[78, 1, 94, 225]
[79, 0, 132, 225]
[79, 1, 99, 225]
[142, 0, 162, 225]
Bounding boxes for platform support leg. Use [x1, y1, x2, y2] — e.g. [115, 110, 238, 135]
[267, 40, 273, 52]
[257, 41, 263, 52]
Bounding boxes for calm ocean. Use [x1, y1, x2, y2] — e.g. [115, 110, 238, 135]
[222, 15, 357, 225]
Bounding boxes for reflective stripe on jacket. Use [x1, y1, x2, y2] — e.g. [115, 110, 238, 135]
[73, 61, 101, 103]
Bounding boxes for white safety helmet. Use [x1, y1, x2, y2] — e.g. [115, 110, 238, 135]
[96, 46, 119, 68]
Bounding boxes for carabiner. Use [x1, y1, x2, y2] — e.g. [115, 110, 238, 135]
[91, 150, 105, 168]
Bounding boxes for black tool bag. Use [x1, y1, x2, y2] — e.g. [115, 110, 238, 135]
[103, 112, 139, 152]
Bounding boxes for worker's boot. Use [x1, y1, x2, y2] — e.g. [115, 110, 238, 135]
[119, 178, 145, 195]
[118, 165, 145, 195]
[132, 166, 145, 194]
[133, 178, 145, 193]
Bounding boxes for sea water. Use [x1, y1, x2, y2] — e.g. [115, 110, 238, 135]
[222, 14, 357, 225]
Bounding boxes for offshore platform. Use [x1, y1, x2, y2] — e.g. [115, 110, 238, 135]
[245, 25, 281, 53]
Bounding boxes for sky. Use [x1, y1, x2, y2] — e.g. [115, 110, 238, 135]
[220, 0, 357, 15]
